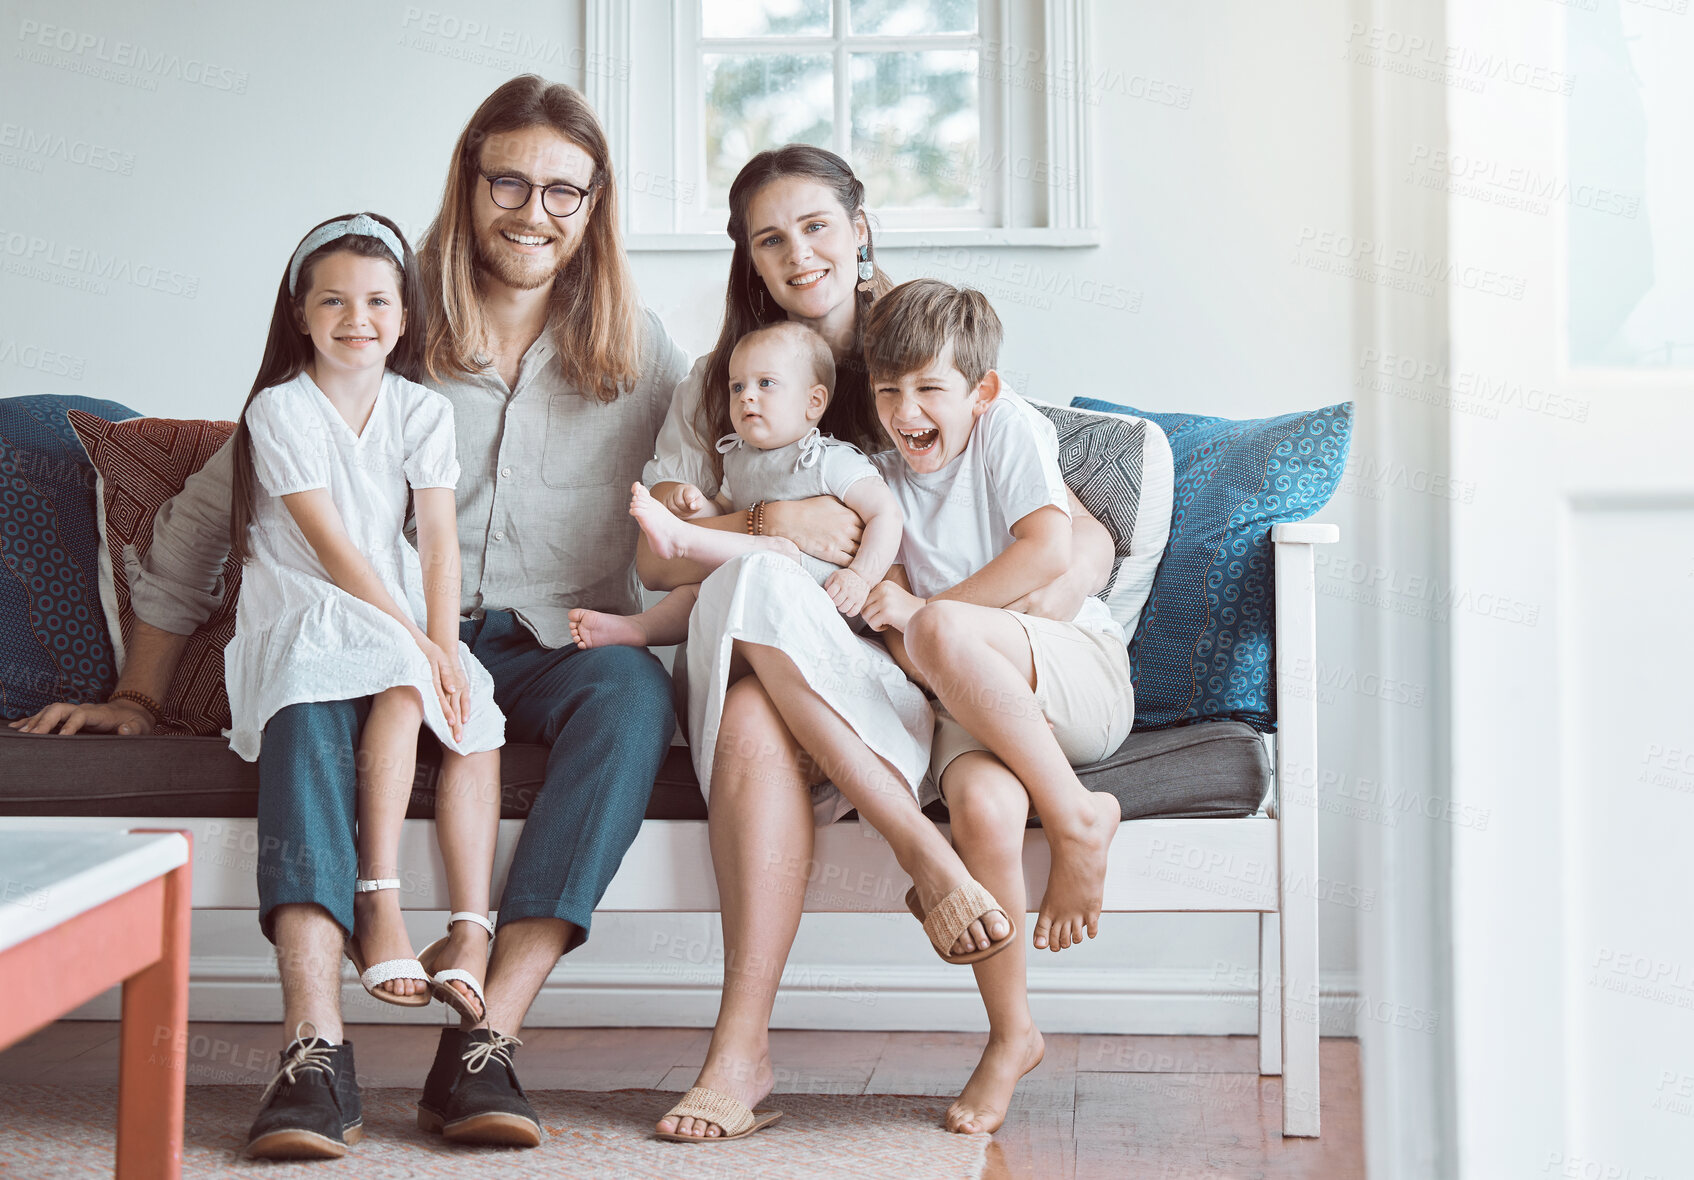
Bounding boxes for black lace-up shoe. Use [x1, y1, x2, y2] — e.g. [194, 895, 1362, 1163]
[245, 1027, 363, 1159]
[417, 1027, 542, 1147]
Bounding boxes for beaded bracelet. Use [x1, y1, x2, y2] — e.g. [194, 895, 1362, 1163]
[751, 501, 768, 536]
[109, 689, 162, 723]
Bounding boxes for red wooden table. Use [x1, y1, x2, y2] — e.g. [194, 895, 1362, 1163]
[0, 829, 191, 1179]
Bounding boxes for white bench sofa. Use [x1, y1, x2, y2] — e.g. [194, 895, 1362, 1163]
[0, 524, 1337, 1136]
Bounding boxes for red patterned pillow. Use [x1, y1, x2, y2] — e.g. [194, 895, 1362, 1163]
[67, 411, 240, 736]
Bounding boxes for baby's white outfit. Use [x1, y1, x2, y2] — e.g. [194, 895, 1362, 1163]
[717, 426, 881, 586]
[223, 371, 505, 760]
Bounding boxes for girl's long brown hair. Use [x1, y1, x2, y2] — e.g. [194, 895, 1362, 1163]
[696, 145, 893, 485]
[227, 212, 425, 565]
[417, 74, 642, 401]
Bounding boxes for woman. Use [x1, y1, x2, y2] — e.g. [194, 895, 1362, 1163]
[643, 146, 1117, 1139]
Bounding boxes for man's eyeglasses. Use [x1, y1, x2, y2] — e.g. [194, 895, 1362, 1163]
[480, 172, 594, 218]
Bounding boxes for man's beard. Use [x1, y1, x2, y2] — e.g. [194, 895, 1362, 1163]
[474, 223, 574, 291]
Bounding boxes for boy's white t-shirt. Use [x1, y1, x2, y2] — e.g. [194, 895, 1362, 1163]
[873, 390, 1124, 643]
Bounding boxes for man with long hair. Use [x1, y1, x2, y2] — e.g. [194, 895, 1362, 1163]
[18, 75, 687, 1157]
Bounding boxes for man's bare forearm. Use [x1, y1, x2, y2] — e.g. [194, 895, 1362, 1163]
[117, 620, 190, 702]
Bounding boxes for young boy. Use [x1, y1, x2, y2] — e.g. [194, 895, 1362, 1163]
[861, 278, 1135, 1135]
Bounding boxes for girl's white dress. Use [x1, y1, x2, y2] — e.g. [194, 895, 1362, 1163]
[223, 371, 504, 760]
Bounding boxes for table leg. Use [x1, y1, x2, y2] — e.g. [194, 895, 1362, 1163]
[116, 849, 192, 1180]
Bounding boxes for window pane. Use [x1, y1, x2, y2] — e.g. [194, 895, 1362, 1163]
[849, 0, 977, 36]
[850, 51, 979, 209]
[703, 0, 831, 38]
[705, 54, 834, 206]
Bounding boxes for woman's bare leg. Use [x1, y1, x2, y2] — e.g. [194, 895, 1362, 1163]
[732, 640, 1012, 941]
[430, 747, 500, 1019]
[352, 686, 427, 999]
[656, 675, 817, 1139]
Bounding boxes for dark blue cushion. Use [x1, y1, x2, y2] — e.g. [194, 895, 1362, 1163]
[0, 395, 140, 719]
[1073, 397, 1352, 732]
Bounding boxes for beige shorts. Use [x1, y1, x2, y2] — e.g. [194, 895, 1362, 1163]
[930, 611, 1135, 788]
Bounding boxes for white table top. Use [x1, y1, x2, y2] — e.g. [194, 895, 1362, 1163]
[0, 830, 189, 953]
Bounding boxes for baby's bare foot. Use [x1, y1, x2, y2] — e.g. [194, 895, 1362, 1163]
[629, 481, 693, 561]
[1033, 791, 1120, 952]
[946, 1025, 1045, 1134]
[569, 607, 649, 650]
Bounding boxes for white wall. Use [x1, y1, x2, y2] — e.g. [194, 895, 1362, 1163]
[3, 0, 1405, 1042]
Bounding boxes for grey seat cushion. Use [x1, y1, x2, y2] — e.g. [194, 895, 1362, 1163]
[0, 729, 705, 820]
[1075, 720, 1269, 819]
[0, 720, 1268, 823]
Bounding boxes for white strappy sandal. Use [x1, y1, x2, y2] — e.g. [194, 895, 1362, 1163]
[345, 878, 432, 1008]
[417, 912, 495, 1023]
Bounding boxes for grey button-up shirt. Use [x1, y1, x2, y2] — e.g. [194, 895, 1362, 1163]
[131, 307, 689, 651]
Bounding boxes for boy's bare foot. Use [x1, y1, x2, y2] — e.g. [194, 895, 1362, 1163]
[430, 920, 491, 1020]
[654, 1040, 775, 1139]
[946, 1024, 1045, 1135]
[1033, 790, 1120, 951]
[351, 886, 426, 999]
[569, 606, 649, 650]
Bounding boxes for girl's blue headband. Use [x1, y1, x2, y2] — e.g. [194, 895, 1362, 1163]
[287, 214, 405, 295]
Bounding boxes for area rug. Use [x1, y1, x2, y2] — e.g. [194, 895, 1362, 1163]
[0, 1085, 990, 1179]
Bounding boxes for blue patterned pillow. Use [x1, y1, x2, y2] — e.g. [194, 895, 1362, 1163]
[0, 394, 140, 719]
[1073, 397, 1352, 732]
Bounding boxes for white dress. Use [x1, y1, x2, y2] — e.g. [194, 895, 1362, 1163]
[686, 552, 934, 826]
[655, 367, 933, 825]
[223, 372, 504, 760]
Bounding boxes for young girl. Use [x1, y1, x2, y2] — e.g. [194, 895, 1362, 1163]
[568, 320, 903, 649]
[223, 212, 503, 1021]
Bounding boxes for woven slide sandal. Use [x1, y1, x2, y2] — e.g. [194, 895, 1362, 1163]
[904, 879, 1018, 966]
[654, 1086, 783, 1143]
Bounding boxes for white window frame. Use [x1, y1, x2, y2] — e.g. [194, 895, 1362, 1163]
[589, 0, 1097, 250]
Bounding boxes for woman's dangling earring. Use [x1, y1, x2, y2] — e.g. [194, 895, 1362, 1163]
[752, 270, 769, 318]
[856, 243, 875, 293]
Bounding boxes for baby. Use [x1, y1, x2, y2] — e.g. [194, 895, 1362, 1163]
[569, 321, 903, 648]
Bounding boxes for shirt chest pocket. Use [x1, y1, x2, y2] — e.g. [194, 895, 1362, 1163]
[542, 392, 644, 489]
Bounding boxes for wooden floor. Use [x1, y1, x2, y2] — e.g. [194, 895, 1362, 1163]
[0, 1022, 1365, 1178]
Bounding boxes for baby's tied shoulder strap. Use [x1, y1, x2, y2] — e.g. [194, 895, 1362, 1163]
[793, 426, 824, 472]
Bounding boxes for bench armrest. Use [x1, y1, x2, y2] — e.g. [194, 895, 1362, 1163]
[1271, 522, 1339, 545]
[1270, 520, 1335, 1135]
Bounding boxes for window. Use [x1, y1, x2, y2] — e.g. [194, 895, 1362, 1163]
[687, 0, 994, 225]
[592, 0, 1095, 248]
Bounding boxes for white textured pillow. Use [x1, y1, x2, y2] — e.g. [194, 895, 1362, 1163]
[1029, 401, 1174, 634]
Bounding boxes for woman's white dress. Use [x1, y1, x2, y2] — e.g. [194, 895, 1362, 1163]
[651, 359, 933, 825]
[223, 371, 504, 760]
